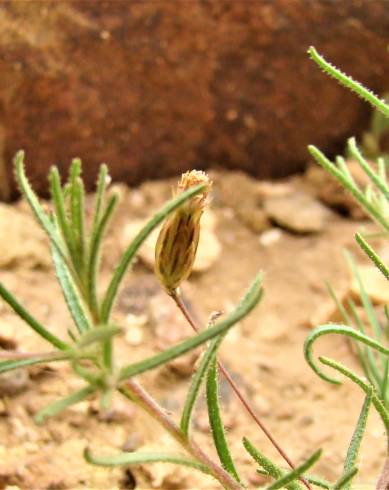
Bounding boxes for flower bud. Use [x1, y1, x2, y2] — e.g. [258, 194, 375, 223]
[155, 170, 211, 293]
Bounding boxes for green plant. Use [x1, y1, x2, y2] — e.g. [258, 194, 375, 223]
[2, 46, 387, 490]
[360, 93, 389, 165]
[306, 46, 389, 488]
[0, 155, 323, 489]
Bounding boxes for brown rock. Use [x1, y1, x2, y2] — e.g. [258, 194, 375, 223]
[1, 2, 389, 198]
[212, 170, 271, 233]
[264, 191, 332, 233]
[305, 161, 370, 219]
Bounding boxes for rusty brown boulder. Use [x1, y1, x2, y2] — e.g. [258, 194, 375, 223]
[0, 0, 388, 199]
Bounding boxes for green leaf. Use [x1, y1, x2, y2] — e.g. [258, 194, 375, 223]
[91, 164, 109, 238]
[325, 281, 352, 325]
[319, 356, 389, 437]
[355, 232, 389, 281]
[119, 274, 263, 380]
[180, 333, 225, 436]
[307, 47, 389, 117]
[84, 448, 211, 475]
[348, 137, 389, 203]
[243, 438, 300, 490]
[333, 467, 358, 490]
[0, 281, 69, 350]
[297, 475, 331, 490]
[340, 392, 371, 490]
[382, 360, 389, 408]
[100, 183, 207, 322]
[0, 352, 70, 374]
[51, 243, 91, 334]
[14, 151, 68, 261]
[304, 324, 389, 384]
[345, 251, 382, 343]
[266, 450, 321, 490]
[87, 193, 119, 318]
[256, 470, 331, 490]
[206, 357, 241, 483]
[49, 166, 77, 263]
[346, 298, 381, 389]
[35, 385, 96, 424]
[76, 324, 122, 348]
[308, 146, 389, 234]
[70, 166, 86, 268]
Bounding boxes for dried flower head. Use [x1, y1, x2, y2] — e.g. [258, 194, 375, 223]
[155, 170, 211, 293]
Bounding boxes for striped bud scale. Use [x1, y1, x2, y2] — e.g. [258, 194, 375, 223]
[155, 170, 211, 293]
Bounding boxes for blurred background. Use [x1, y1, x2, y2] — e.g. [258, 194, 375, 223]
[0, 0, 389, 199]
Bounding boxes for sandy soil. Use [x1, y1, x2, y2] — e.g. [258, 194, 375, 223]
[0, 170, 385, 489]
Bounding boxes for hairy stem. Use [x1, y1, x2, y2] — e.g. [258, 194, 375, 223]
[171, 290, 312, 490]
[119, 379, 242, 490]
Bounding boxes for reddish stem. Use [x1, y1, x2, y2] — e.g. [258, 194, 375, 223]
[171, 290, 312, 490]
[120, 379, 242, 490]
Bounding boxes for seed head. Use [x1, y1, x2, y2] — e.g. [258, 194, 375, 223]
[155, 170, 211, 293]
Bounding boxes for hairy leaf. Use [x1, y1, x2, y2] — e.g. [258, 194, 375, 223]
[119, 274, 263, 380]
[84, 448, 211, 475]
[206, 358, 241, 482]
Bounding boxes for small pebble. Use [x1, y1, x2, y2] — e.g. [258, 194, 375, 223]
[0, 370, 29, 396]
[259, 228, 283, 247]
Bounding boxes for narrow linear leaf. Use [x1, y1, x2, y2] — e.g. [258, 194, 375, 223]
[101, 183, 207, 322]
[180, 333, 226, 436]
[256, 470, 331, 490]
[87, 193, 119, 317]
[35, 385, 96, 424]
[296, 475, 330, 490]
[341, 392, 372, 490]
[377, 157, 387, 181]
[51, 243, 91, 334]
[266, 450, 321, 490]
[72, 360, 104, 386]
[304, 324, 389, 384]
[308, 146, 389, 234]
[348, 137, 389, 203]
[77, 324, 122, 348]
[333, 467, 358, 490]
[355, 233, 389, 281]
[336, 156, 355, 184]
[307, 47, 389, 117]
[119, 274, 263, 380]
[84, 449, 211, 475]
[382, 360, 389, 407]
[14, 151, 68, 260]
[91, 164, 109, 236]
[319, 356, 389, 437]
[347, 298, 382, 388]
[49, 166, 77, 262]
[326, 281, 352, 325]
[243, 438, 300, 490]
[206, 357, 241, 482]
[71, 174, 86, 265]
[326, 281, 380, 385]
[345, 251, 382, 343]
[0, 281, 69, 350]
[0, 353, 70, 374]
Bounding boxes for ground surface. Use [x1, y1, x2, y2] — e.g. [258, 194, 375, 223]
[0, 169, 386, 489]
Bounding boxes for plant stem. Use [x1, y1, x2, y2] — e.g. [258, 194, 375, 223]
[377, 457, 389, 490]
[171, 290, 312, 490]
[119, 379, 242, 490]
